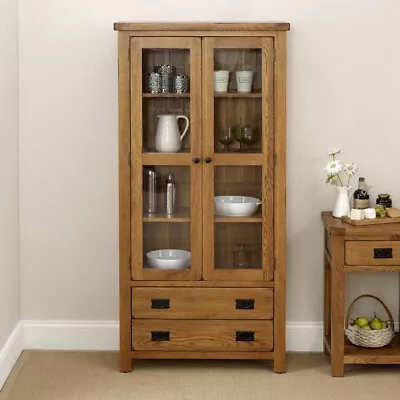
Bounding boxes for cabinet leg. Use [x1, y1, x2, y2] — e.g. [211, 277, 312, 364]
[273, 356, 286, 374]
[323, 252, 331, 356]
[120, 352, 132, 373]
[330, 235, 345, 377]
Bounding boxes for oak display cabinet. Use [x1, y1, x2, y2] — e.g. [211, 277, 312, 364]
[114, 22, 289, 373]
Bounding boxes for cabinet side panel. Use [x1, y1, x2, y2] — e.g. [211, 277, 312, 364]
[273, 31, 287, 373]
[118, 32, 132, 372]
[262, 37, 274, 281]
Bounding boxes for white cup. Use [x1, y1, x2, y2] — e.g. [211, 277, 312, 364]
[236, 71, 254, 93]
[214, 70, 230, 92]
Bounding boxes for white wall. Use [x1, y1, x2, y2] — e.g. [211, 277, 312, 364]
[0, 0, 19, 347]
[19, 0, 400, 324]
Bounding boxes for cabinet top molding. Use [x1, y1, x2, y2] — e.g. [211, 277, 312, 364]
[114, 22, 290, 32]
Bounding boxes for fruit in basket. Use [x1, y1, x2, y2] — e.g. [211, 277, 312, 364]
[362, 325, 371, 330]
[356, 317, 369, 327]
[381, 321, 387, 329]
[370, 316, 383, 330]
[353, 323, 361, 329]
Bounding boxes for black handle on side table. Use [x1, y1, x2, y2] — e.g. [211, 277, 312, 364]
[151, 298, 170, 309]
[205, 157, 212, 163]
[151, 331, 170, 341]
[236, 299, 255, 310]
[193, 157, 200, 164]
[236, 331, 255, 342]
[373, 248, 393, 259]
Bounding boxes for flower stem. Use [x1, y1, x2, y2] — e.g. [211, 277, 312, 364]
[336, 173, 344, 187]
[347, 175, 351, 187]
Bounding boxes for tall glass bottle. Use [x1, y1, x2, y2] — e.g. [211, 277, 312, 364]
[353, 177, 369, 209]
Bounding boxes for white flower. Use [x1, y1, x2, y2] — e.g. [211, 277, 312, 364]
[324, 160, 342, 175]
[328, 148, 342, 157]
[327, 148, 341, 157]
[344, 163, 358, 176]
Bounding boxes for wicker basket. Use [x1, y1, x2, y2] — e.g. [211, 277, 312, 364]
[345, 294, 395, 348]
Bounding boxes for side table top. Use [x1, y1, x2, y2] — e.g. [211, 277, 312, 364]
[321, 211, 400, 237]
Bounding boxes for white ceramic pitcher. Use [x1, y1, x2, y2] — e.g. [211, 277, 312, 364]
[155, 114, 190, 153]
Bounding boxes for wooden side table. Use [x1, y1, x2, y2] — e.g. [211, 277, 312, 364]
[321, 212, 400, 377]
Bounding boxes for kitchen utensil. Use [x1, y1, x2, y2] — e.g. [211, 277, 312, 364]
[236, 71, 254, 92]
[155, 114, 190, 153]
[146, 249, 191, 269]
[233, 245, 251, 269]
[214, 196, 261, 217]
[143, 166, 157, 213]
[218, 126, 234, 152]
[155, 64, 176, 93]
[174, 75, 189, 93]
[145, 72, 161, 93]
[214, 70, 230, 92]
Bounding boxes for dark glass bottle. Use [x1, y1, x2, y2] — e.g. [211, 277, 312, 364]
[353, 177, 369, 209]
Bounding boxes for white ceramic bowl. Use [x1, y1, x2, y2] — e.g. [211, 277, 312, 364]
[146, 249, 191, 270]
[214, 196, 261, 217]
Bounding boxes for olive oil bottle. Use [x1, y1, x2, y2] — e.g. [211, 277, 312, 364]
[353, 177, 369, 209]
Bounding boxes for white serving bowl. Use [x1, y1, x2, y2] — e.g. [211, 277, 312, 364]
[146, 249, 191, 270]
[214, 196, 261, 217]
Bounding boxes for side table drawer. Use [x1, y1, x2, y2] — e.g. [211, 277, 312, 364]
[346, 241, 400, 265]
[132, 288, 273, 319]
[132, 319, 273, 351]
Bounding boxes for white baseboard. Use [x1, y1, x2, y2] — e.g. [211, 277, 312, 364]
[22, 320, 324, 352]
[23, 320, 119, 351]
[0, 322, 23, 390]
[286, 322, 323, 352]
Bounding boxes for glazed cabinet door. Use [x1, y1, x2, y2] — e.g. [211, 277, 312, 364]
[202, 37, 274, 281]
[130, 37, 202, 280]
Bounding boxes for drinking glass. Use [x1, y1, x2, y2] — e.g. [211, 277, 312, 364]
[218, 126, 234, 152]
[233, 125, 244, 151]
[233, 245, 251, 269]
[241, 126, 258, 150]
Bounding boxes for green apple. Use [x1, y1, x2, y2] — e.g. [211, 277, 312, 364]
[381, 321, 387, 329]
[354, 324, 361, 329]
[357, 317, 369, 327]
[362, 325, 371, 330]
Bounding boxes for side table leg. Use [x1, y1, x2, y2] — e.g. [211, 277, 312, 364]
[330, 235, 345, 377]
[323, 255, 331, 355]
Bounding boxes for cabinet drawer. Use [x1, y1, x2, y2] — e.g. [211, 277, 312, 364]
[132, 320, 273, 351]
[132, 288, 273, 319]
[346, 241, 400, 265]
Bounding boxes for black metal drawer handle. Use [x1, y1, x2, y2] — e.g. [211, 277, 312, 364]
[151, 331, 170, 341]
[236, 331, 255, 342]
[374, 248, 393, 259]
[151, 298, 170, 309]
[236, 299, 255, 310]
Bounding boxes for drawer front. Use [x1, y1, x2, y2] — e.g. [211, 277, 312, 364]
[132, 288, 273, 319]
[132, 320, 273, 351]
[346, 241, 400, 265]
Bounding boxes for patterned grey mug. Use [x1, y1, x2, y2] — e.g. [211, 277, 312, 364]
[145, 72, 161, 93]
[154, 64, 176, 93]
[174, 75, 190, 93]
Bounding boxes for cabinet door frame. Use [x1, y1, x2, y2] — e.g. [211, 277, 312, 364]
[130, 36, 202, 281]
[202, 36, 274, 281]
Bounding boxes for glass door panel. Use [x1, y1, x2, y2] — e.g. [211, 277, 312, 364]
[203, 37, 274, 281]
[130, 37, 201, 280]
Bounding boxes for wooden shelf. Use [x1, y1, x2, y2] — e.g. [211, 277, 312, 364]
[325, 333, 400, 364]
[344, 333, 400, 364]
[214, 213, 262, 223]
[345, 265, 400, 272]
[214, 91, 262, 98]
[143, 93, 190, 98]
[143, 209, 190, 222]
